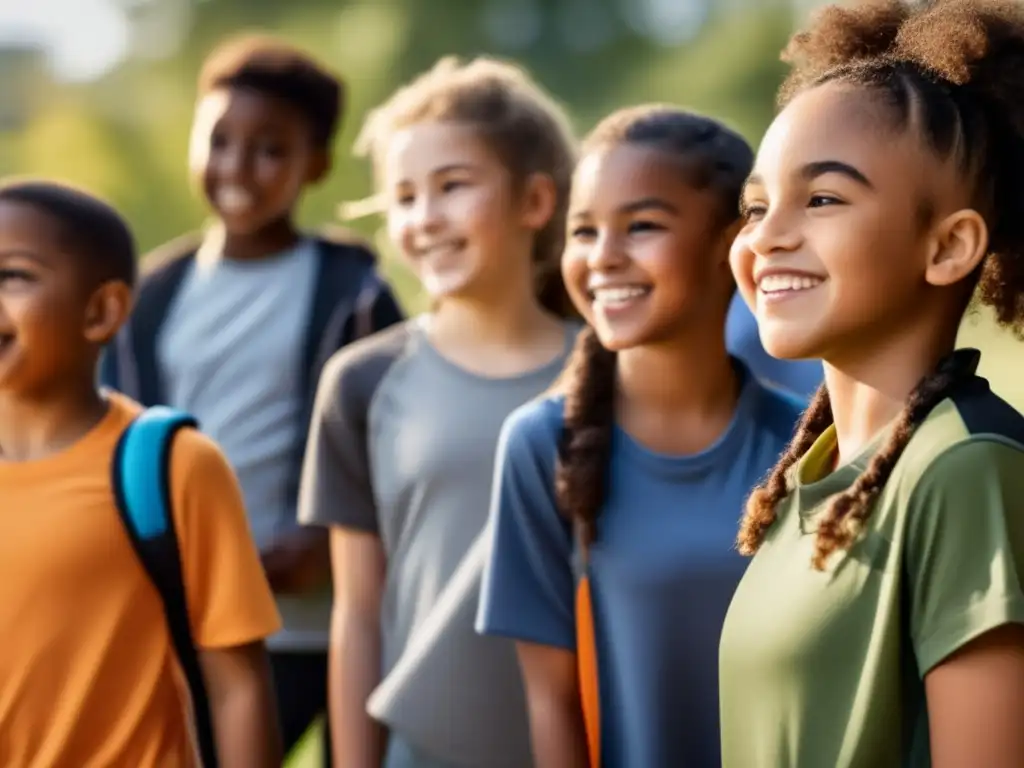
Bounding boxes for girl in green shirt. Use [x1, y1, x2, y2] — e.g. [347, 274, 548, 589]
[719, 1, 1024, 766]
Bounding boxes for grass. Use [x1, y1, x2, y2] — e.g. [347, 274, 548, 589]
[284, 722, 325, 768]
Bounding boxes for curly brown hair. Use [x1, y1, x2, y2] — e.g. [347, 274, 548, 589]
[354, 56, 578, 317]
[553, 105, 754, 545]
[737, 0, 1024, 569]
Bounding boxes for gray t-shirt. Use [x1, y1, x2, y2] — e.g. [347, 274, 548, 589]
[158, 237, 327, 650]
[299, 318, 578, 768]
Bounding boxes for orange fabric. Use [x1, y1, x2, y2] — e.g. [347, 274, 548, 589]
[575, 575, 601, 768]
[0, 393, 281, 768]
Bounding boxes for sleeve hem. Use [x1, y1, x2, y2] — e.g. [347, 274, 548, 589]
[476, 618, 575, 652]
[300, 510, 379, 534]
[916, 594, 1024, 675]
[196, 620, 283, 650]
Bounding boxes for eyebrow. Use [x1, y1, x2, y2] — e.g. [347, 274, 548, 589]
[743, 159, 875, 194]
[432, 163, 477, 176]
[570, 197, 679, 219]
[0, 249, 50, 267]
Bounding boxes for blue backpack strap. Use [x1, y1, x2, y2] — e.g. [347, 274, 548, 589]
[112, 406, 219, 768]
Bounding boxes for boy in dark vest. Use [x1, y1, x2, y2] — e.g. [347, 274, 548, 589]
[101, 35, 403, 764]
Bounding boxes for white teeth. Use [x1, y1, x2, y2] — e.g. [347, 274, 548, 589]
[217, 186, 254, 214]
[420, 241, 464, 259]
[758, 274, 822, 293]
[591, 286, 649, 304]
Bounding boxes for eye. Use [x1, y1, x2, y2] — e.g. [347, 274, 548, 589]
[441, 179, 468, 194]
[809, 194, 842, 208]
[0, 268, 34, 284]
[570, 225, 597, 240]
[740, 201, 767, 221]
[627, 219, 665, 235]
[258, 142, 286, 159]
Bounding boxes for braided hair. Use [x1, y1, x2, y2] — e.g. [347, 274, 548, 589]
[737, 0, 1024, 569]
[554, 105, 754, 546]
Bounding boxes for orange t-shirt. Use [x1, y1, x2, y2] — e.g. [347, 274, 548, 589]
[0, 393, 282, 767]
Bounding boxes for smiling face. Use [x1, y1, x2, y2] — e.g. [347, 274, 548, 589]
[190, 87, 326, 237]
[0, 201, 127, 396]
[731, 81, 957, 363]
[562, 142, 734, 352]
[383, 121, 539, 302]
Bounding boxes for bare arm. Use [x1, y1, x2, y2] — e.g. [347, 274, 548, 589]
[260, 526, 331, 594]
[199, 640, 282, 768]
[516, 641, 590, 768]
[329, 527, 388, 768]
[926, 623, 1024, 768]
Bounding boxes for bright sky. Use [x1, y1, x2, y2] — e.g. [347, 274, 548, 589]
[0, 0, 129, 82]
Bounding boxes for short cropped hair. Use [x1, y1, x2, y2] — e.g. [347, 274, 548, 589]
[199, 34, 344, 149]
[0, 178, 137, 288]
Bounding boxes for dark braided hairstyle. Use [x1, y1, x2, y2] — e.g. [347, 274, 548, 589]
[554, 105, 754, 546]
[737, 0, 1024, 569]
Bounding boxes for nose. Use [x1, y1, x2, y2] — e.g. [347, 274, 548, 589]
[412, 192, 444, 234]
[745, 207, 802, 257]
[212, 143, 249, 183]
[586, 231, 628, 272]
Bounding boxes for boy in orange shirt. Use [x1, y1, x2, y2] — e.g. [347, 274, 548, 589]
[0, 177, 282, 767]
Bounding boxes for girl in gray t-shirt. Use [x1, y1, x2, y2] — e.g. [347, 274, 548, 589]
[298, 56, 580, 768]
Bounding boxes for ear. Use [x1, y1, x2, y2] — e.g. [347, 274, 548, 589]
[518, 173, 558, 233]
[306, 148, 332, 186]
[83, 281, 134, 346]
[924, 208, 989, 287]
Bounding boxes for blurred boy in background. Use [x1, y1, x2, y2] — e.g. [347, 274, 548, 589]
[101, 35, 403, 764]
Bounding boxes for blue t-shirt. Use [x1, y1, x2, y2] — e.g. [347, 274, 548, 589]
[726, 293, 822, 399]
[476, 365, 805, 768]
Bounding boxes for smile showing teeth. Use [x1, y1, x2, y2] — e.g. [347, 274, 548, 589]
[757, 274, 823, 294]
[590, 286, 650, 305]
[421, 240, 464, 256]
[217, 187, 254, 214]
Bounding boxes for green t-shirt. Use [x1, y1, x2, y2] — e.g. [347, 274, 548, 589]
[719, 372, 1024, 768]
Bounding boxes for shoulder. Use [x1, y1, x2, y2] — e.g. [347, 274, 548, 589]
[169, 424, 230, 471]
[137, 231, 203, 283]
[500, 394, 565, 459]
[311, 225, 378, 268]
[897, 377, 1024, 499]
[317, 320, 416, 408]
[166, 424, 237, 496]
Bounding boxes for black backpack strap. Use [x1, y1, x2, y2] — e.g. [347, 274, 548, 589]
[111, 406, 218, 768]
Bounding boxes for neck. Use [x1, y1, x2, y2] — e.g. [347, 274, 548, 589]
[430, 281, 556, 348]
[617, 329, 736, 412]
[219, 217, 300, 261]
[0, 379, 107, 462]
[824, 323, 959, 462]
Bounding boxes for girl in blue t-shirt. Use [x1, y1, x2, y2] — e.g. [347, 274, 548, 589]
[477, 105, 805, 768]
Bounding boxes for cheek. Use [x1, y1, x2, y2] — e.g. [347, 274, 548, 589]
[386, 212, 416, 257]
[729, 234, 756, 293]
[560, 247, 591, 312]
[637, 237, 709, 303]
[256, 155, 302, 190]
[456, 187, 510, 233]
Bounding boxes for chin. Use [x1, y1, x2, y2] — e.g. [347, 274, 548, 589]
[759, 328, 822, 362]
[421, 272, 478, 302]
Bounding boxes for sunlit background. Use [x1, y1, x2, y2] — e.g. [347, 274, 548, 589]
[1, 1, 1020, 761]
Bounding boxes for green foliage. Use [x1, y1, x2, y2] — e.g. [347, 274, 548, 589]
[3, 0, 792, 269]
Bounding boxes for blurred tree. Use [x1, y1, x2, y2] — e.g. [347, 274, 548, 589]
[3, 0, 793, 306]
